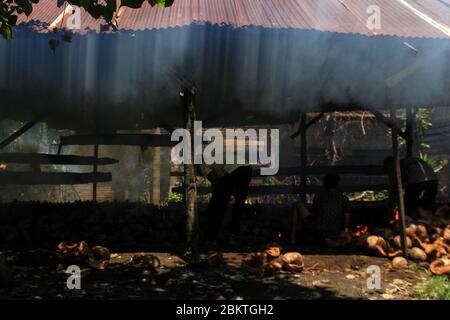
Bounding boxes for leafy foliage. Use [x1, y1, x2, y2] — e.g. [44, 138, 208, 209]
[0, 0, 175, 40]
[414, 275, 450, 300]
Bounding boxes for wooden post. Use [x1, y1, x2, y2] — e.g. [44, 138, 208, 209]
[93, 144, 99, 202]
[300, 113, 307, 203]
[152, 128, 161, 206]
[391, 108, 408, 259]
[406, 107, 415, 157]
[181, 87, 198, 257]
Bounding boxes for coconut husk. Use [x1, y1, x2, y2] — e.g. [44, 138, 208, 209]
[405, 224, 417, 238]
[360, 235, 392, 257]
[430, 256, 450, 275]
[408, 247, 427, 262]
[130, 252, 161, 268]
[86, 246, 110, 270]
[443, 226, 450, 244]
[242, 252, 268, 277]
[416, 225, 429, 242]
[263, 243, 282, 258]
[281, 252, 304, 272]
[392, 256, 408, 269]
[57, 241, 90, 262]
[393, 235, 412, 249]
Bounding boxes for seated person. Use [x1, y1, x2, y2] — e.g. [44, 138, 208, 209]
[290, 173, 349, 244]
[198, 161, 252, 245]
[383, 156, 438, 219]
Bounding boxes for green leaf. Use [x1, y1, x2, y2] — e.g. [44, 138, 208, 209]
[8, 15, 18, 26]
[0, 24, 12, 40]
[148, 0, 174, 7]
[49, 39, 60, 52]
[87, 4, 103, 19]
[121, 0, 145, 9]
[16, 0, 33, 16]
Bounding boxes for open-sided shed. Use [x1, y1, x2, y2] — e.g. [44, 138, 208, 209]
[0, 0, 449, 258]
[0, 0, 449, 130]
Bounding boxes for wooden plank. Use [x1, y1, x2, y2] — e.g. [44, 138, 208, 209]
[0, 121, 40, 150]
[290, 112, 324, 139]
[371, 110, 407, 140]
[391, 108, 408, 259]
[0, 172, 111, 185]
[0, 153, 118, 165]
[173, 183, 390, 196]
[59, 134, 176, 147]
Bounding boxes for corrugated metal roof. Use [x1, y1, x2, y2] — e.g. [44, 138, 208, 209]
[16, 0, 450, 39]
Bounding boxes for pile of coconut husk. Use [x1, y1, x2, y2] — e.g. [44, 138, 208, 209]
[356, 206, 450, 276]
[241, 243, 304, 277]
[57, 241, 111, 270]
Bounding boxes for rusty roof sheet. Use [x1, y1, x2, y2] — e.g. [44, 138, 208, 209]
[16, 0, 450, 38]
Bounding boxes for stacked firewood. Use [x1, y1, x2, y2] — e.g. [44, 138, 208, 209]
[242, 243, 304, 277]
[357, 206, 450, 276]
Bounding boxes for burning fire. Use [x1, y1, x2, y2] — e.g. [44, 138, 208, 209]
[390, 207, 400, 225]
[352, 225, 369, 237]
[0, 163, 6, 170]
[277, 231, 282, 239]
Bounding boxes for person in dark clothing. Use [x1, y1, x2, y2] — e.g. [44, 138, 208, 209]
[384, 156, 438, 219]
[290, 173, 349, 244]
[199, 162, 252, 243]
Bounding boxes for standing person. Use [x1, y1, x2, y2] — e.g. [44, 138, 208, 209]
[198, 161, 252, 245]
[290, 173, 350, 244]
[383, 156, 438, 219]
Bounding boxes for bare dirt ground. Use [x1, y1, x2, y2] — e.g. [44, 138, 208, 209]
[0, 244, 426, 300]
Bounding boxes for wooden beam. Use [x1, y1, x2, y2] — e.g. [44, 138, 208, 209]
[0, 172, 111, 185]
[0, 121, 40, 150]
[59, 134, 176, 147]
[371, 110, 407, 140]
[181, 87, 198, 258]
[171, 165, 386, 177]
[0, 153, 118, 165]
[391, 108, 409, 259]
[290, 112, 324, 139]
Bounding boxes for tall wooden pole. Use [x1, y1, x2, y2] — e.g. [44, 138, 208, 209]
[300, 113, 307, 203]
[391, 108, 408, 258]
[181, 87, 198, 257]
